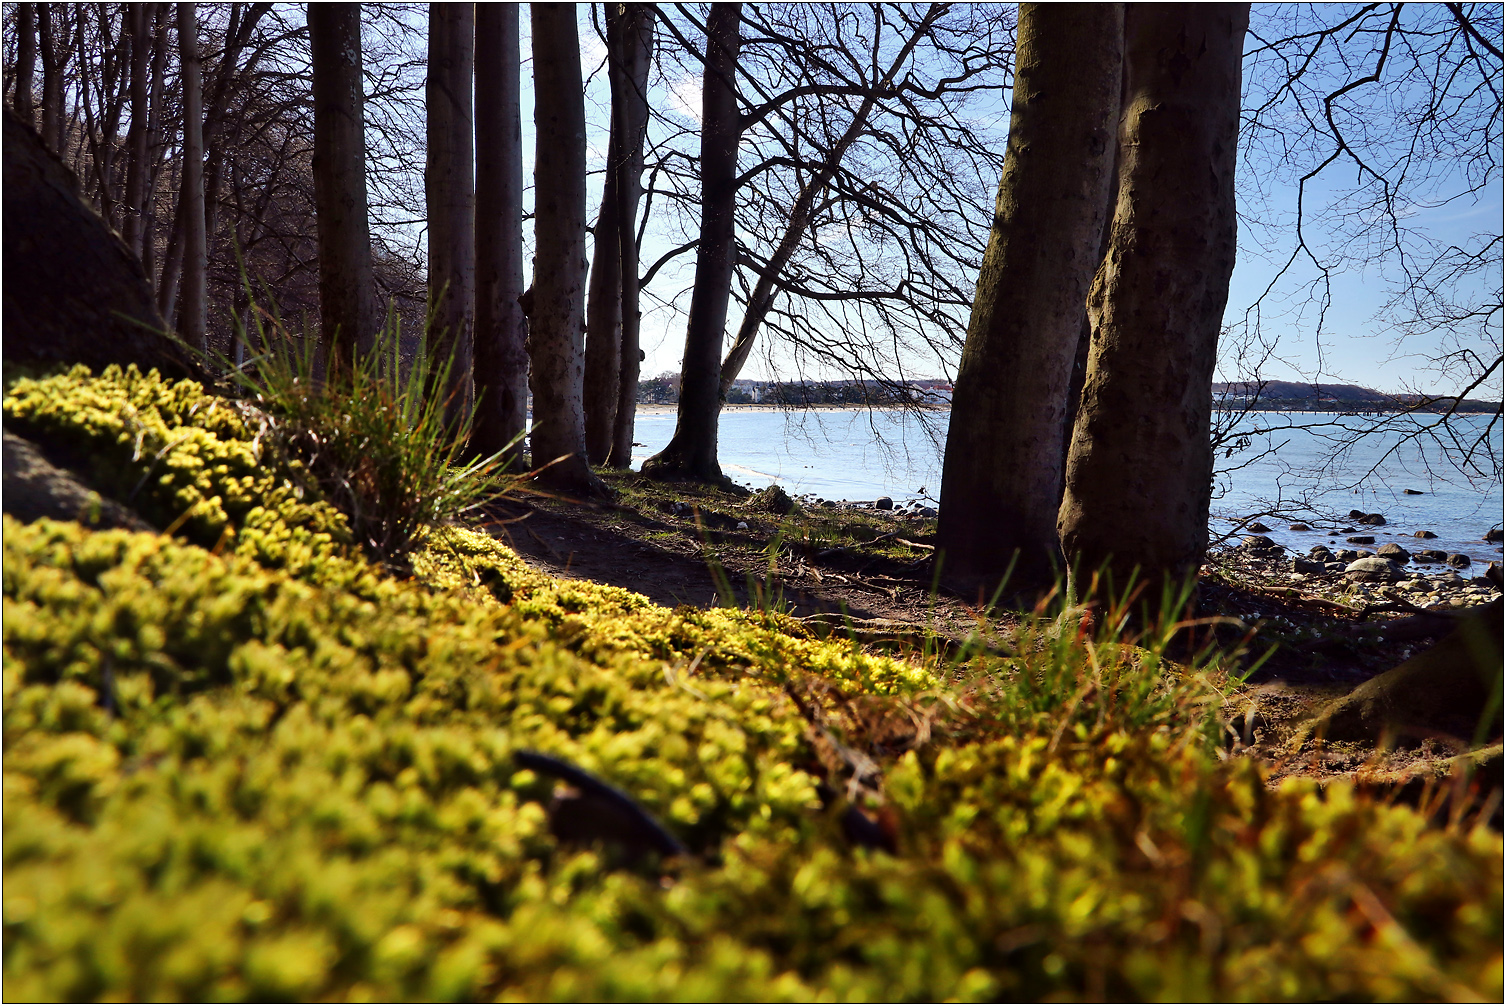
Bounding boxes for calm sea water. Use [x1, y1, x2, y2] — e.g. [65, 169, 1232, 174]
[630, 408, 1505, 566]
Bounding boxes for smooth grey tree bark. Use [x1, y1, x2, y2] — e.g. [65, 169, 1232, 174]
[38, 3, 60, 152]
[641, 2, 742, 484]
[582, 130, 622, 463]
[176, 2, 207, 355]
[605, 3, 656, 469]
[935, 4, 1124, 599]
[121, 1, 150, 258]
[528, 3, 606, 496]
[310, 3, 377, 374]
[426, 1, 475, 422]
[473, 3, 528, 468]
[1057, 3, 1249, 590]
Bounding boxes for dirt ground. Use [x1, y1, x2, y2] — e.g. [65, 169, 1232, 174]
[475, 471, 1502, 823]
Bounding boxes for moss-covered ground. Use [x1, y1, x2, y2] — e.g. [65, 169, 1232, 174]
[2, 367, 1501, 1001]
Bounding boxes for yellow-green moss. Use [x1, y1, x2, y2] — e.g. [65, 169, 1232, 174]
[2, 372, 1501, 1002]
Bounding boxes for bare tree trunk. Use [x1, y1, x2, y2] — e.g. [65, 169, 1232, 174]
[605, 3, 655, 469]
[1057, 3, 1249, 590]
[15, 4, 36, 128]
[177, 2, 207, 355]
[528, 2, 605, 497]
[473, 3, 528, 467]
[582, 132, 622, 464]
[37, 3, 60, 152]
[142, 3, 166, 284]
[122, 2, 150, 257]
[641, 2, 742, 484]
[200, 4, 272, 273]
[934, 4, 1124, 599]
[426, 1, 475, 423]
[310, 3, 376, 374]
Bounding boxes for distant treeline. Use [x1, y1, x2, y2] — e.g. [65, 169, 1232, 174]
[1214, 381, 1498, 413]
[638, 376, 951, 406]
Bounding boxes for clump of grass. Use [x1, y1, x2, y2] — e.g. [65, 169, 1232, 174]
[220, 301, 519, 569]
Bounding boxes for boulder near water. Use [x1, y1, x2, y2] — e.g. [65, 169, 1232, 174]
[1376, 543, 1410, 562]
[1345, 556, 1403, 582]
[1413, 530, 1438, 539]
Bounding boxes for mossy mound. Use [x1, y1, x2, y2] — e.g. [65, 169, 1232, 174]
[2, 370, 1502, 1001]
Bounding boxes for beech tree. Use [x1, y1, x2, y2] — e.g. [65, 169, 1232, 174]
[177, 2, 207, 355]
[473, 4, 527, 467]
[529, 2, 604, 497]
[935, 3, 1123, 598]
[13, 3, 33, 127]
[310, 3, 376, 373]
[1057, 4, 1249, 589]
[426, 1, 474, 421]
[641, 2, 743, 484]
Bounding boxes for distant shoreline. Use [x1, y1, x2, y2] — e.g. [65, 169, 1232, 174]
[634, 402, 1499, 415]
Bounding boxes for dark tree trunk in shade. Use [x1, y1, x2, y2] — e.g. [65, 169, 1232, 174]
[528, 3, 606, 497]
[641, 2, 742, 484]
[176, 3, 207, 356]
[121, 2, 150, 257]
[15, 4, 35, 128]
[38, 4, 60, 151]
[311, 4, 377, 374]
[473, 4, 528, 468]
[583, 133, 622, 464]
[934, 4, 1124, 599]
[1057, 4, 1249, 591]
[426, 2, 475, 423]
[605, 3, 656, 469]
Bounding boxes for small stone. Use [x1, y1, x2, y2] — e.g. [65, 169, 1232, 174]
[1403, 488, 1425, 495]
[875, 496, 893, 510]
[1447, 553, 1472, 569]
[1324, 562, 1346, 573]
[1357, 550, 1375, 558]
[1345, 535, 1375, 545]
[1291, 557, 1327, 575]
[1376, 543, 1410, 562]
[1345, 556, 1403, 582]
[1413, 530, 1438, 539]
[1241, 534, 1278, 551]
[1361, 513, 1387, 525]
[1336, 549, 1360, 563]
[1309, 545, 1336, 562]
[1246, 521, 1272, 533]
[1488, 562, 1502, 588]
[736, 521, 749, 530]
[1470, 576, 1495, 589]
[1485, 528, 1503, 543]
[1348, 509, 1366, 520]
[1413, 549, 1448, 563]
[1288, 523, 1310, 531]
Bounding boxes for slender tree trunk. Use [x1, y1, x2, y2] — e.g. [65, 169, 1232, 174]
[177, 2, 207, 355]
[934, 4, 1124, 598]
[38, 3, 59, 152]
[310, 3, 377, 374]
[122, 2, 150, 256]
[142, 3, 167, 284]
[605, 3, 655, 469]
[15, 4, 35, 128]
[582, 133, 622, 464]
[528, 2, 605, 497]
[473, 3, 528, 467]
[426, 1, 475, 423]
[201, 4, 271, 275]
[1057, 3, 1249, 590]
[641, 2, 742, 484]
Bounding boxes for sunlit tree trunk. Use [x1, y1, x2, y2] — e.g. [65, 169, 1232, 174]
[1057, 4, 1249, 590]
[310, 3, 376, 374]
[935, 4, 1124, 598]
[426, 1, 475, 421]
[605, 4, 655, 468]
[473, 3, 528, 468]
[642, 2, 741, 484]
[528, 2, 605, 496]
[176, 2, 207, 355]
[583, 130, 622, 464]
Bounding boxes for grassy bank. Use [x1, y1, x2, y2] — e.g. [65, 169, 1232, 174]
[2, 366, 1501, 1001]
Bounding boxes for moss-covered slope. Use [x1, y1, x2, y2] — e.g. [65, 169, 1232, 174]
[3, 369, 1501, 1001]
